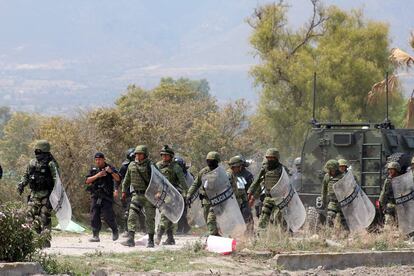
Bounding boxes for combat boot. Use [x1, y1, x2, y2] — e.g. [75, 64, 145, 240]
[88, 231, 100, 242]
[121, 231, 135, 247]
[162, 229, 175, 245]
[112, 229, 119, 241]
[155, 228, 164, 245]
[147, 233, 155, 248]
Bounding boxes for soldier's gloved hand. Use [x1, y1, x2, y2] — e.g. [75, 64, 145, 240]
[17, 183, 24, 195]
[185, 196, 192, 208]
[121, 192, 127, 202]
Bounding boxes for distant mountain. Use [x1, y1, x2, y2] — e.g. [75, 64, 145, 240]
[0, 0, 412, 114]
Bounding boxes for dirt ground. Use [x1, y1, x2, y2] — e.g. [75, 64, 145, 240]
[43, 232, 414, 275]
[44, 232, 203, 256]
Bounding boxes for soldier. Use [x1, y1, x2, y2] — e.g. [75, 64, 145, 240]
[175, 156, 192, 234]
[17, 140, 59, 246]
[121, 145, 156, 248]
[338, 159, 349, 174]
[155, 145, 188, 245]
[321, 159, 346, 228]
[247, 148, 288, 231]
[227, 156, 254, 234]
[85, 152, 120, 242]
[379, 161, 400, 226]
[119, 148, 146, 236]
[186, 151, 221, 236]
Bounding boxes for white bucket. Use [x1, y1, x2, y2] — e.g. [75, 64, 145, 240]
[206, 235, 236, 255]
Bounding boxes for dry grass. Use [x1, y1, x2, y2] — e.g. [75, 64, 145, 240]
[244, 224, 410, 253]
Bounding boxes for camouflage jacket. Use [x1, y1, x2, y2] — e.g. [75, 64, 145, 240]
[247, 162, 288, 198]
[321, 171, 344, 208]
[226, 169, 248, 206]
[21, 158, 59, 199]
[187, 166, 212, 205]
[379, 176, 396, 208]
[122, 159, 152, 194]
[156, 160, 188, 197]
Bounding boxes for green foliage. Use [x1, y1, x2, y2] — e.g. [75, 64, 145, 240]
[249, 3, 405, 156]
[0, 203, 45, 262]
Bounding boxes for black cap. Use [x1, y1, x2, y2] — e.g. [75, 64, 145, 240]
[94, 152, 105, 159]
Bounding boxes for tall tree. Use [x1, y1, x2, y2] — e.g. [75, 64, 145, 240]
[248, 1, 404, 156]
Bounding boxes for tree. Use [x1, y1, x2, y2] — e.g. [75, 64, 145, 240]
[248, 1, 404, 156]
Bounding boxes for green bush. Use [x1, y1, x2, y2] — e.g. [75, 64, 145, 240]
[0, 203, 45, 261]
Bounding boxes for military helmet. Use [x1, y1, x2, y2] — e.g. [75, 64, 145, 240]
[324, 159, 339, 172]
[135, 145, 149, 156]
[206, 151, 220, 162]
[294, 157, 301, 166]
[34, 140, 51, 153]
[265, 148, 280, 159]
[126, 148, 135, 160]
[228, 156, 243, 167]
[387, 161, 401, 172]
[338, 159, 348, 167]
[160, 145, 174, 156]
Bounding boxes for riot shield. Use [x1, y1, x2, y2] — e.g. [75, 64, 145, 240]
[203, 166, 246, 237]
[392, 170, 414, 235]
[185, 173, 206, 227]
[145, 165, 184, 223]
[49, 168, 72, 230]
[270, 167, 306, 232]
[333, 170, 375, 232]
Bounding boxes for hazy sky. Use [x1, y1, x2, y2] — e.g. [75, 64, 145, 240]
[0, 0, 412, 113]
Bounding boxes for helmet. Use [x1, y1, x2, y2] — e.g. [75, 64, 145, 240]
[160, 145, 174, 156]
[206, 151, 220, 162]
[228, 156, 243, 167]
[34, 140, 51, 153]
[265, 148, 279, 159]
[387, 161, 401, 172]
[135, 145, 149, 156]
[338, 159, 348, 167]
[126, 148, 135, 161]
[324, 159, 339, 172]
[294, 157, 301, 166]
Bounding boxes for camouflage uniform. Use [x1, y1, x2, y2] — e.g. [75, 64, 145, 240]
[18, 140, 58, 237]
[247, 148, 287, 230]
[121, 145, 156, 247]
[156, 145, 188, 245]
[227, 156, 254, 234]
[119, 148, 146, 234]
[187, 152, 221, 235]
[379, 162, 400, 226]
[321, 160, 346, 228]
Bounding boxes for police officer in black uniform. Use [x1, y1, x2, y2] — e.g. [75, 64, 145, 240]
[85, 152, 120, 242]
[119, 148, 146, 236]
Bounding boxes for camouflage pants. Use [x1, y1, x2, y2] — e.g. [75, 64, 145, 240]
[258, 196, 283, 230]
[326, 201, 347, 229]
[202, 203, 218, 235]
[123, 195, 146, 233]
[158, 214, 175, 233]
[128, 194, 156, 235]
[27, 196, 52, 234]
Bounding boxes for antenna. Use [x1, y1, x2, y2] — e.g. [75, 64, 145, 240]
[310, 72, 318, 127]
[385, 72, 389, 123]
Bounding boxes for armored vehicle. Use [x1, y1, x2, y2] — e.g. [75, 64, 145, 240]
[298, 74, 414, 209]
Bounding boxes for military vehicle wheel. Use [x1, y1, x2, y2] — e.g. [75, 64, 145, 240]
[305, 206, 319, 233]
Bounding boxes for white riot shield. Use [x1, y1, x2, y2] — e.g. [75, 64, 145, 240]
[333, 170, 375, 232]
[392, 170, 414, 235]
[49, 169, 72, 230]
[203, 166, 246, 237]
[270, 167, 306, 232]
[185, 173, 206, 227]
[145, 165, 185, 223]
